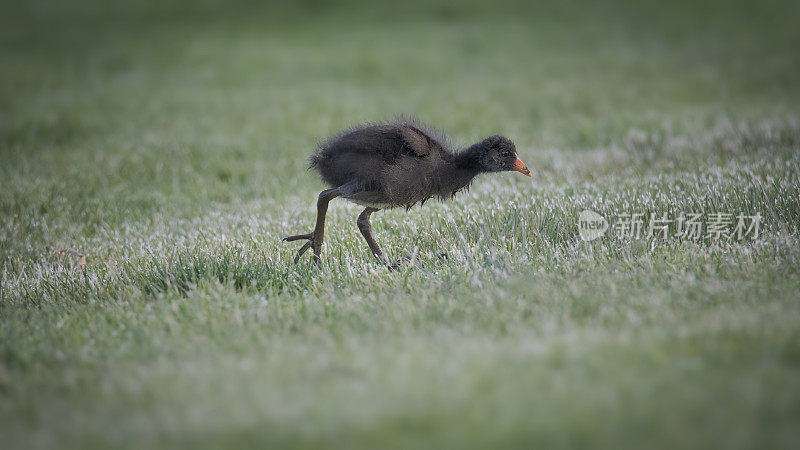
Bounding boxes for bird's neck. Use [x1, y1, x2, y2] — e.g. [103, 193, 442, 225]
[452, 142, 485, 173]
[436, 144, 484, 195]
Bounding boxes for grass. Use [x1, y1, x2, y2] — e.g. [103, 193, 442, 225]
[2, 0, 800, 448]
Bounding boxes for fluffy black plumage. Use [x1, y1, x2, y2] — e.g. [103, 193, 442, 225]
[284, 119, 530, 265]
[309, 119, 522, 209]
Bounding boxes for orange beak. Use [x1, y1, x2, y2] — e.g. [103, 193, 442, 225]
[513, 157, 532, 177]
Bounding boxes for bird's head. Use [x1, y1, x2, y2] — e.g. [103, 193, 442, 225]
[475, 135, 531, 177]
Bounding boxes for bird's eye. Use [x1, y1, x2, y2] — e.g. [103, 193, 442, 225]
[500, 150, 513, 158]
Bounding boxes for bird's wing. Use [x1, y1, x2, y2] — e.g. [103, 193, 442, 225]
[398, 125, 440, 157]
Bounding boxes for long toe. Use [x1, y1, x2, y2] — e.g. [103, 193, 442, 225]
[388, 255, 415, 271]
[283, 233, 313, 242]
[293, 240, 313, 264]
[283, 231, 316, 263]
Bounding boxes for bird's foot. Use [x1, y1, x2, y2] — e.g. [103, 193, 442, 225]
[387, 255, 418, 271]
[387, 256, 410, 271]
[386, 252, 446, 270]
[282, 232, 322, 264]
[365, 252, 412, 271]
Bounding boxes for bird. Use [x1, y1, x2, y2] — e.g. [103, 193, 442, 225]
[283, 119, 531, 264]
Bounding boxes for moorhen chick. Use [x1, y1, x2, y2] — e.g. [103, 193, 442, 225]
[283, 120, 531, 263]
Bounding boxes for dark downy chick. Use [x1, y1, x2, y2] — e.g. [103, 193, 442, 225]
[284, 119, 531, 264]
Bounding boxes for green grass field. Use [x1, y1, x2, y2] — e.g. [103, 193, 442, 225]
[2, 0, 800, 448]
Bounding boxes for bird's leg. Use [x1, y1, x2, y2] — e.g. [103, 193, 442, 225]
[357, 207, 384, 262]
[283, 188, 341, 263]
[356, 207, 424, 270]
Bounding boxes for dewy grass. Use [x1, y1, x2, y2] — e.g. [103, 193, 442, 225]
[2, 0, 800, 448]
